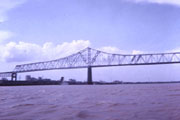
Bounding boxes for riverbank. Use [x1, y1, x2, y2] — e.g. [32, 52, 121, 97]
[0, 80, 61, 86]
[1, 80, 180, 86]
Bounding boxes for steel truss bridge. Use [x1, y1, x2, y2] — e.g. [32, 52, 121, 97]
[1, 47, 180, 84]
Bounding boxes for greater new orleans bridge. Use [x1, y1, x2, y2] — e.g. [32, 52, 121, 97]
[1, 47, 180, 84]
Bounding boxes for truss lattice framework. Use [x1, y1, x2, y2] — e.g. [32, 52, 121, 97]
[11, 47, 180, 73]
[1, 47, 180, 77]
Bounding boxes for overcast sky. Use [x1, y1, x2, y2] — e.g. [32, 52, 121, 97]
[0, 0, 180, 82]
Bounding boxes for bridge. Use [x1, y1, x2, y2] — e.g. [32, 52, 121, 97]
[1, 47, 180, 84]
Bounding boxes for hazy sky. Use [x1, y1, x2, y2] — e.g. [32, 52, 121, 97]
[0, 0, 180, 82]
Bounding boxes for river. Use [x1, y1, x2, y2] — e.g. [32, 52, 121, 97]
[0, 84, 180, 120]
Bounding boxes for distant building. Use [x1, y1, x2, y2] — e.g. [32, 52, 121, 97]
[25, 75, 32, 81]
[1, 78, 8, 81]
[68, 79, 76, 84]
[25, 75, 51, 81]
[113, 80, 123, 84]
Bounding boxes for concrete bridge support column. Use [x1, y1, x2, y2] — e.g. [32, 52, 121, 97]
[11, 73, 17, 81]
[87, 66, 93, 84]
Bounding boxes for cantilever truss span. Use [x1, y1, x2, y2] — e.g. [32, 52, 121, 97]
[13, 47, 180, 73]
[1, 47, 180, 81]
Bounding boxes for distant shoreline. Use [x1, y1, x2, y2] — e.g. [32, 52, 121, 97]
[0, 80, 61, 86]
[1, 80, 180, 86]
[93, 81, 180, 85]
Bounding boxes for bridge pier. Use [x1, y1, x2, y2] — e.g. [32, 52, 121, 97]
[87, 66, 93, 84]
[11, 72, 17, 81]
